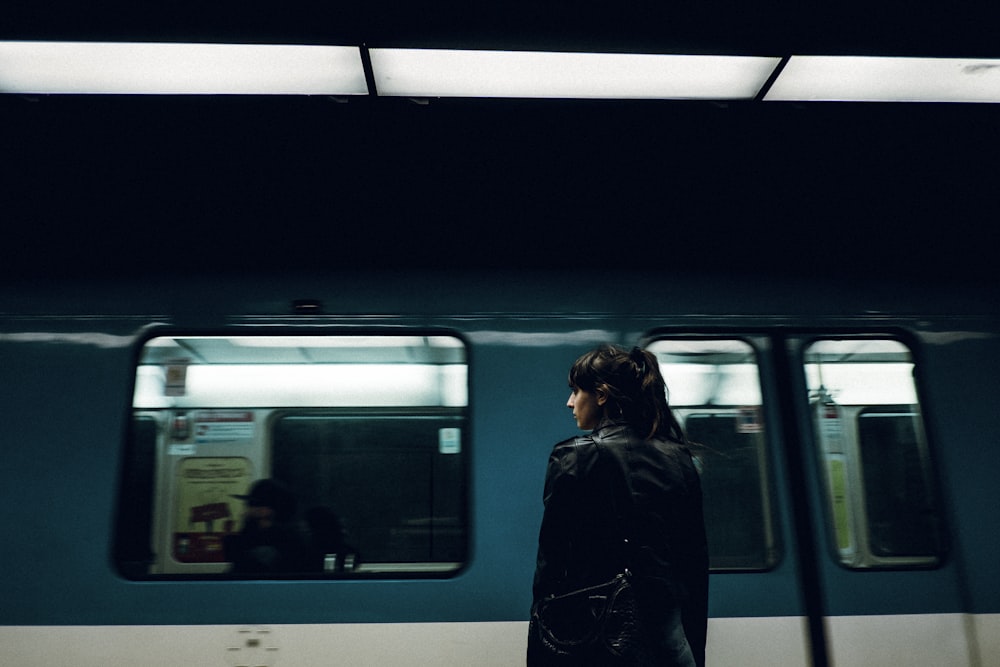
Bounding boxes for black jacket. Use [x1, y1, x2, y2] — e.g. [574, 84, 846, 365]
[532, 419, 709, 665]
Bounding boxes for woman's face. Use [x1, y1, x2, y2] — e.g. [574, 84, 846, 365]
[567, 386, 604, 431]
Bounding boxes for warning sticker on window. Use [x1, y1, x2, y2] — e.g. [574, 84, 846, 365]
[439, 427, 461, 454]
[194, 410, 255, 443]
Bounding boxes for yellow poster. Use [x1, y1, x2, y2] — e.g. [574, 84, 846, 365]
[173, 457, 253, 562]
[828, 456, 853, 553]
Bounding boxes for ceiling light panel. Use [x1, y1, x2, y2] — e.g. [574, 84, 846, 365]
[370, 48, 781, 99]
[764, 56, 1000, 102]
[0, 41, 368, 94]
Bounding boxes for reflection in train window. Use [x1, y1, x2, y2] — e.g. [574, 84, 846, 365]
[646, 338, 779, 571]
[805, 339, 944, 569]
[115, 334, 468, 579]
[271, 414, 467, 570]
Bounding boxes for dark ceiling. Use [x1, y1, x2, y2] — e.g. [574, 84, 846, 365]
[5, 0, 1000, 57]
[3, 1, 1000, 284]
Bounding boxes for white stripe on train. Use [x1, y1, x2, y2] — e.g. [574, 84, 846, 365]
[2, 614, 996, 666]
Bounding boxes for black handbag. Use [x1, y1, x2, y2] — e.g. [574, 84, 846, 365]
[529, 569, 640, 663]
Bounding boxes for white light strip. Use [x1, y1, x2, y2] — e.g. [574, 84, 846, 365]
[0, 41, 368, 94]
[370, 48, 781, 99]
[133, 364, 468, 408]
[764, 55, 1000, 102]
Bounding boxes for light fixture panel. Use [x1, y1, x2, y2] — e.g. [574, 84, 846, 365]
[370, 48, 781, 99]
[0, 41, 368, 95]
[764, 56, 1000, 103]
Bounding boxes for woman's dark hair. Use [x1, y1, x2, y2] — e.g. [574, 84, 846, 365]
[569, 344, 686, 442]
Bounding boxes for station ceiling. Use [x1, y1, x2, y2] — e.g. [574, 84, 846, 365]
[4, 0, 998, 57]
[2, 1, 999, 283]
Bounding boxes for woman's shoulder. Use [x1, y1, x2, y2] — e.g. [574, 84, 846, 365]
[554, 432, 595, 447]
[550, 433, 597, 457]
[547, 433, 601, 473]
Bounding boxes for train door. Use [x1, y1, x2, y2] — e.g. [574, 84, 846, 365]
[646, 334, 974, 667]
[783, 335, 972, 667]
[645, 337, 811, 666]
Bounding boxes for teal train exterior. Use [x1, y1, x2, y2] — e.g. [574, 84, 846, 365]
[1, 270, 997, 666]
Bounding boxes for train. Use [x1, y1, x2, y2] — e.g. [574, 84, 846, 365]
[1, 268, 997, 666]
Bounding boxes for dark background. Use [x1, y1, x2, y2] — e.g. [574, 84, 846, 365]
[3, 0, 999, 284]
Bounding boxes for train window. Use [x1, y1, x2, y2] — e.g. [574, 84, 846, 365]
[804, 338, 944, 568]
[646, 338, 778, 571]
[270, 414, 467, 570]
[115, 334, 469, 579]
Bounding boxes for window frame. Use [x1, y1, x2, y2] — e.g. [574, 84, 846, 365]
[800, 333, 947, 571]
[113, 327, 472, 581]
[643, 334, 782, 573]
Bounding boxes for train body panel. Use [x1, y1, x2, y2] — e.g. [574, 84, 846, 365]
[0, 619, 814, 667]
[1, 270, 997, 666]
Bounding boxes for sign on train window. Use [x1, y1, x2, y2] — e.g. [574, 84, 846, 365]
[804, 338, 944, 569]
[115, 334, 469, 579]
[646, 338, 779, 571]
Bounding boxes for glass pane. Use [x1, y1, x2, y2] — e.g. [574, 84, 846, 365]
[272, 415, 466, 571]
[647, 339, 777, 571]
[116, 334, 468, 579]
[805, 338, 943, 568]
[858, 410, 940, 558]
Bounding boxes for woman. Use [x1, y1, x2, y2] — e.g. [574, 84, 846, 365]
[529, 345, 709, 666]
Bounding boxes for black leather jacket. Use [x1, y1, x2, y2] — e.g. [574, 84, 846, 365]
[532, 418, 709, 663]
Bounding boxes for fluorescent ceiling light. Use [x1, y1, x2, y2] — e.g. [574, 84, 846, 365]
[226, 336, 434, 348]
[133, 364, 468, 408]
[369, 48, 781, 99]
[0, 41, 368, 94]
[764, 56, 1000, 102]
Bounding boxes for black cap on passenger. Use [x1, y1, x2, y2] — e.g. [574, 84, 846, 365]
[232, 479, 296, 520]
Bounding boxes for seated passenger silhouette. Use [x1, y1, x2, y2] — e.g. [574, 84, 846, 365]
[303, 505, 361, 573]
[224, 479, 307, 574]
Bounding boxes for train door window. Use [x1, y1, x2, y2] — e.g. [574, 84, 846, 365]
[115, 333, 469, 579]
[646, 338, 778, 571]
[804, 338, 944, 568]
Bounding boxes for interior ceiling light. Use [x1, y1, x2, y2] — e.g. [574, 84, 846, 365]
[369, 48, 782, 99]
[0, 41, 368, 94]
[764, 56, 1000, 102]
